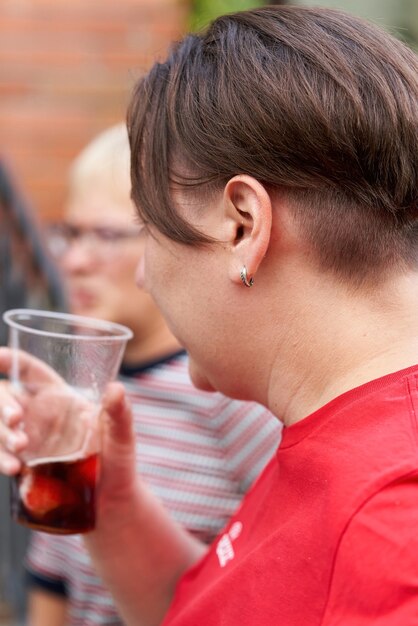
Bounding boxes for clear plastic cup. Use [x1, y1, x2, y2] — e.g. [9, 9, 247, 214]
[3, 309, 133, 534]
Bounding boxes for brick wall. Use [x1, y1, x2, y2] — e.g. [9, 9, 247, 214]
[0, 0, 190, 222]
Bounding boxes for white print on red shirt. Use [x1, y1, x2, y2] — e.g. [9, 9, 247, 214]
[216, 521, 243, 567]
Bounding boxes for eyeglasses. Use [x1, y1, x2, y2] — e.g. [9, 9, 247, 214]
[46, 223, 143, 259]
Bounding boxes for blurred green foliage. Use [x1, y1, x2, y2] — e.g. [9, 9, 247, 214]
[190, 0, 264, 31]
[189, 0, 418, 48]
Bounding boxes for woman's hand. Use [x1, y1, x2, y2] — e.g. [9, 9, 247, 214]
[0, 349, 137, 501]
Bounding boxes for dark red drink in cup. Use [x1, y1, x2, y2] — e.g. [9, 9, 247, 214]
[11, 453, 100, 534]
[3, 308, 132, 534]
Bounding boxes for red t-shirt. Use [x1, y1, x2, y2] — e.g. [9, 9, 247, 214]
[162, 366, 418, 626]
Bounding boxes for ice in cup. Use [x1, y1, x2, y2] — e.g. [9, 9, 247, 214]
[11, 453, 100, 534]
[3, 309, 133, 534]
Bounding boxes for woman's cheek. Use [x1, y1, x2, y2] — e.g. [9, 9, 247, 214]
[135, 254, 145, 290]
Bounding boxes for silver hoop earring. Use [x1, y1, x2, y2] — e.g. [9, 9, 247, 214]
[240, 266, 254, 288]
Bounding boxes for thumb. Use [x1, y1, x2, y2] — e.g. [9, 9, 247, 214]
[99, 382, 137, 504]
[102, 381, 135, 448]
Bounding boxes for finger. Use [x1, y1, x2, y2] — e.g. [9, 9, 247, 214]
[0, 420, 28, 454]
[0, 450, 22, 475]
[0, 385, 24, 426]
[102, 382, 134, 447]
[0, 347, 62, 384]
[100, 383, 136, 495]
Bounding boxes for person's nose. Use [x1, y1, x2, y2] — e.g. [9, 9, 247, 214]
[60, 241, 95, 274]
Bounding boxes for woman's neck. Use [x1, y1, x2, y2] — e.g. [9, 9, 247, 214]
[266, 271, 418, 427]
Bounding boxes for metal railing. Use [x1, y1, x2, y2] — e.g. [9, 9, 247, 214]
[0, 159, 67, 624]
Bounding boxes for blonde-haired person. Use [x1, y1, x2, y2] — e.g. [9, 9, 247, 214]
[22, 123, 281, 626]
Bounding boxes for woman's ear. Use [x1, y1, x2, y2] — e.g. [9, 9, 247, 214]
[223, 175, 273, 286]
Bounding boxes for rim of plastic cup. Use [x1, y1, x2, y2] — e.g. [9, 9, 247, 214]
[2, 309, 133, 342]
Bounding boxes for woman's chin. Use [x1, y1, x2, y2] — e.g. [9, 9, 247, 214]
[188, 361, 216, 393]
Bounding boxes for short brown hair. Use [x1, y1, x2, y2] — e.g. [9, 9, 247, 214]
[127, 6, 418, 283]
